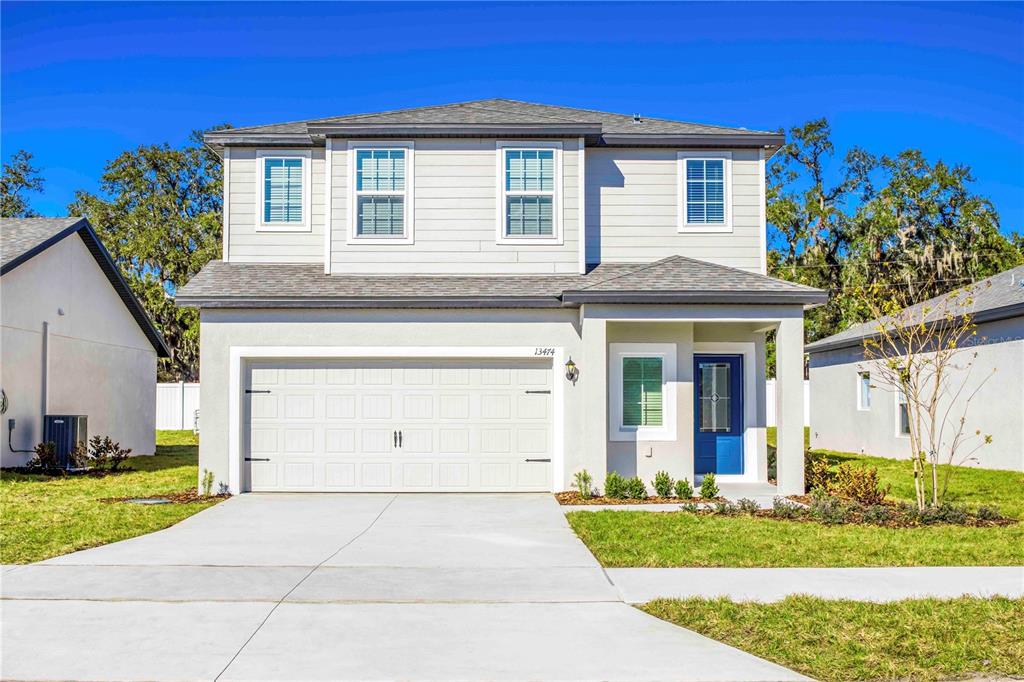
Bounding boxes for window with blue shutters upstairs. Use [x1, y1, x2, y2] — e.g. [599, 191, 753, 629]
[496, 142, 563, 245]
[257, 151, 311, 232]
[677, 151, 732, 233]
[348, 142, 415, 245]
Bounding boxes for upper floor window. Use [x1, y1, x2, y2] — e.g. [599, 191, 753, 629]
[257, 151, 311, 232]
[348, 142, 414, 245]
[497, 142, 562, 245]
[677, 152, 732, 233]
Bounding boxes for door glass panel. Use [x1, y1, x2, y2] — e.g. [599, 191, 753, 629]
[699, 362, 731, 433]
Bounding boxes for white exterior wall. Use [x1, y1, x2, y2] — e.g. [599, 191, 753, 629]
[224, 147, 326, 263]
[1, 234, 158, 465]
[197, 304, 801, 493]
[809, 315, 1024, 472]
[584, 147, 765, 273]
[328, 138, 581, 274]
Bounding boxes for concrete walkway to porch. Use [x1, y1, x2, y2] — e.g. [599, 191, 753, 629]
[607, 566, 1024, 604]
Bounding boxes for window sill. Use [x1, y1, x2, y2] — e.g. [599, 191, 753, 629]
[496, 235, 564, 246]
[678, 223, 733, 234]
[346, 234, 415, 246]
[610, 425, 676, 442]
[256, 223, 312, 233]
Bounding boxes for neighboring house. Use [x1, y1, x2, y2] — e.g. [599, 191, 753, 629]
[178, 99, 826, 495]
[0, 217, 169, 466]
[807, 265, 1024, 472]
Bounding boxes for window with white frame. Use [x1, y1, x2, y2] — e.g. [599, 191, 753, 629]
[896, 386, 911, 436]
[677, 152, 731, 232]
[257, 151, 311, 231]
[498, 144, 561, 243]
[609, 343, 676, 442]
[347, 143, 414, 244]
[857, 371, 871, 410]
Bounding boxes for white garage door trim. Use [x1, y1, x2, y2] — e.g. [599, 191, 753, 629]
[228, 346, 565, 494]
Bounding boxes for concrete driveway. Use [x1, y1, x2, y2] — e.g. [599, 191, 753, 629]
[2, 494, 805, 681]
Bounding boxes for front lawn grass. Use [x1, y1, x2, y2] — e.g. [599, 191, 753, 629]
[566, 510, 1024, 567]
[0, 430, 217, 564]
[642, 596, 1024, 682]
[768, 426, 1024, 519]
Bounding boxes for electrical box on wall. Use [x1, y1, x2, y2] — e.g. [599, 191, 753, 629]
[43, 415, 88, 468]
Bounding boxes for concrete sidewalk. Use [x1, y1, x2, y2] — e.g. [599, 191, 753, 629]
[608, 566, 1024, 603]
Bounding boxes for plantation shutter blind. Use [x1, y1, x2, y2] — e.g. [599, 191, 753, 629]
[622, 357, 663, 427]
[505, 149, 554, 236]
[263, 158, 304, 223]
[355, 149, 407, 237]
[686, 159, 725, 225]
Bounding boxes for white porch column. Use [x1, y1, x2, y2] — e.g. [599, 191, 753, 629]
[580, 312, 608, 487]
[775, 315, 805, 495]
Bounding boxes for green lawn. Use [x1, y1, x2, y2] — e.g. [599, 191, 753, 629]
[567, 509, 1024, 567]
[0, 430, 219, 564]
[642, 596, 1024, 682]
[768, 426, 1024, 519]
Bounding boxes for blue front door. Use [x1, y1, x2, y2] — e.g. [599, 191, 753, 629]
[694, 354, 744, 475]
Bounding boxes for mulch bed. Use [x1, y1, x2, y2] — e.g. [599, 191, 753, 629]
[2, 466, 135, 477]
[100, 490, 230, 505]
[555, 491, 724, 505]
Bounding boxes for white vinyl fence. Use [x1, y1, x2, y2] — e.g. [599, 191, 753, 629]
[766, 379, 810, 427]
[157, 380, 808, 431]
[156, 382, 200, 431]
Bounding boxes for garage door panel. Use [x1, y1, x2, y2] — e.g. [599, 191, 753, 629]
[245, 359, 552, 492]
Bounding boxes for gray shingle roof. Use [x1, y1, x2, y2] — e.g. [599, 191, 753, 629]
[176, 256, 826, 308]
[212, 98, 777, 143]
[1, 217, 170, 357]
[806, 264, 1024, 353]
[1, 217, 84, 270]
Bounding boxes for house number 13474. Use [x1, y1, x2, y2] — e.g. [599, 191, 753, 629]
[534, 347, 555, 356]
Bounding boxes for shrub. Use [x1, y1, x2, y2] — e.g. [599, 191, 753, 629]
[713, 500, 739, 515]
[918, 503, 970, 525]
[573, 469, 594, 499]
[625, 476, 648, 500]
[201, 469, 215, 497]
[829, 463, 890, 505]
[862, 504, 894, 525]
[604, 471, 628, 499]
[651, 471, 674, 497]
[767, 445, 777, 481]
[772, 497, 805, 519]
[679, 502, 700, 513]
[87, 436, 132, 471]
[28, 441, 58, 469]
[69, 442, 89, 468]
[805, 452, 835, 492]
[976, 505, 1003, 521]
[736, 498, 761, 514]
[809, 493, 849, 525]
[699, 473, 719, 499]
[674, 478, 694, 499]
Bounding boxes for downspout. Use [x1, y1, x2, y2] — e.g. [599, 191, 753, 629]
[41, 320, 50, 423]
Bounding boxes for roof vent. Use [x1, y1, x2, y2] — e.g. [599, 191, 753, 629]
[632, 113, 642, 124]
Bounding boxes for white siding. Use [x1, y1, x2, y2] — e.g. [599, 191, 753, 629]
[585, 148, 764, 273]
[329, 138, 581, 274]
[226, 147, 326, 263]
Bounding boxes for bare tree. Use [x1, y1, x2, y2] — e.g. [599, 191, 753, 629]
[858, 282, 994, 509]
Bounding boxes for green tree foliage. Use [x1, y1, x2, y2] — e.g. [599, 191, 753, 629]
[768, 119, 1023, 343]
[1, 150, 45, 218]
[68, 128, 227, 381]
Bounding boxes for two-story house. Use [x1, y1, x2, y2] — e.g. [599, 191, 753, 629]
[178, 99, 825, 496]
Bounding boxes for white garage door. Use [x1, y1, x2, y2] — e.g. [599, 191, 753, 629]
[244, 359, 553, 492]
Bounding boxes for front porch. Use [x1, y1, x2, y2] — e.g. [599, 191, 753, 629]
[575, 304, 806, 496]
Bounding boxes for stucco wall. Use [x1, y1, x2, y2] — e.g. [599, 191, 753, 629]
[1, 233, 158, 466]
[809, 315, 1024, 472]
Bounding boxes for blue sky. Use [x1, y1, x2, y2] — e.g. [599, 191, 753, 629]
[3, 1, 1023, 234]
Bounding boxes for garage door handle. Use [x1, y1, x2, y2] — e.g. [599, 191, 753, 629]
[398, 430, 403, 448]
[393, 430, 398, 448]
[245, 389, 271, 394]
[245, 457, 270, 462]
[524, 458, 551, 462]
[525, 390, 551, 394]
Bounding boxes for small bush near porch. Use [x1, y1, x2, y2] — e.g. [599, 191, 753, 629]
[641, 596, 1024, 682]
[0, 431, 222, 564]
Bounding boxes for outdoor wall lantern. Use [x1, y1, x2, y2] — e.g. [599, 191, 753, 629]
[565, 356, 579, 386]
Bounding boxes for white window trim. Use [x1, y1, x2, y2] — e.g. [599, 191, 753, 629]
[346, 140, 415, 246]
[857, 371, 871, 411]
[495, 140, 564, 246]
[256, 149, 312, 233]
[609, 343, 677, 442]
[895, 385, 910, 438]
[677, 150, 733, 234]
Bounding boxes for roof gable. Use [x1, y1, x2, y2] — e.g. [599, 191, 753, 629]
[1, 217, 170, 357]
